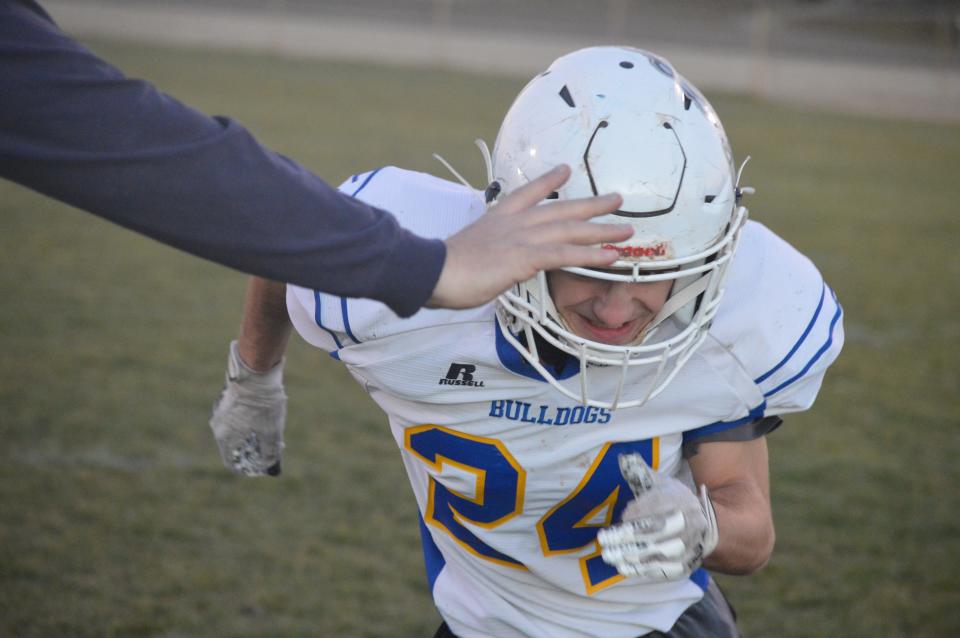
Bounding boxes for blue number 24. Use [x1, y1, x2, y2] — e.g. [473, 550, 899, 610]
[405, 425, 657, 594]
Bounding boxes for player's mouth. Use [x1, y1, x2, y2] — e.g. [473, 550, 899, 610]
[570, 314, 645, 345]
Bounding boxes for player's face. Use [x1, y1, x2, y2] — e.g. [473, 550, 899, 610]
[547, 270, 672, 346]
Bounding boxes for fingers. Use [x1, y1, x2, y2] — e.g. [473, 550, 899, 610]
[504, 192, 632, 253]
[599, 518, 689, 581]
[523, 217, 633, 248]
[614, 560, 687, 581]
[601, 537, 687, 566]
[598, 510, 686, 547]
[426, 164, 633, 310]
[514, 192, 624, 224]
[229, 432, 267, 476]
[492, 165, 572, 214]
[522, 244, 620, 273]
[619, 453, 658, 496]
[518, 217, 632, 272]
[598, 510, 692, 581]
[490, 165, 628, 227]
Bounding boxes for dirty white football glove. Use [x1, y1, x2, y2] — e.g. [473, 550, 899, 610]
[597, 453, 719, 582]
[209, 340, 287, 476]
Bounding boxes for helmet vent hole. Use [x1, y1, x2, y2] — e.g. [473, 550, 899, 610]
[683, 94, 692, 110]
[705, 195, 716, 203]
[559, 85, 575, 108]
[619, 61, 634, 69]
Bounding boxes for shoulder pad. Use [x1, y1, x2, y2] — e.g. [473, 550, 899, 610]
[710, 221, 844, 414]
[336, 166, 485, 238]
[286, 284, 490, 354]
[287, 168, 489, 353]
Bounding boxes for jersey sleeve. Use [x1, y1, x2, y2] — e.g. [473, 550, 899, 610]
[710, 221, 845, 417]
[285, 167, 489, 355]
[0, 2, 443, 317]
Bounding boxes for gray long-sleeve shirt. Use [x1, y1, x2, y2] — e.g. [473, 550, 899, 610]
[0, 0, 446, 317]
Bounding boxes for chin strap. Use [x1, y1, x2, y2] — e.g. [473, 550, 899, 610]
[432, 153, 474, 189]
[475, 138, 494, 185]
[637, 274, 710, 342]
[736, 155, 756, 202]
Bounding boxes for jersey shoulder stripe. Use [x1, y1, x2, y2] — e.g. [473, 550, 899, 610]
[347, 167, 385, 198]
[757, 284, 843, 399]
[753, 283, 829, 385]
[709, 220, 844, 416]
[314, 290, 344, 349]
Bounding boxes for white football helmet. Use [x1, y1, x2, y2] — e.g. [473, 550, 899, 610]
[488, 46, 750, 409]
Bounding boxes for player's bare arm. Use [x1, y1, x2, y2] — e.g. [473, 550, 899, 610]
[598, 437, 773, 582]
[237, 277, 292, 371]
[688, 437, 775, 575]
[427, 164, 631, 310]
[209, 277, 291, 477]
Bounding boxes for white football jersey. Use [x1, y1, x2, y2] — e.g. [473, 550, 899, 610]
[286, 167, 844, 638]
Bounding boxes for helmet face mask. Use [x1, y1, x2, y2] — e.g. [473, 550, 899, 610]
[490, 46, 749, 409]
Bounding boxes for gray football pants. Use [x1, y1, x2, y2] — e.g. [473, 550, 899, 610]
[432, 579, 739, 638]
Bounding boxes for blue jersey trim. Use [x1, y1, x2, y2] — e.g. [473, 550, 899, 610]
[682, 401, 767, 443]
[350, 167, 384, 198]
[494, 318, 579, 382]
[689, 567, 710, 592]
[764, 288, 843, 398]
[418, 513, 445, 592]
[340, 297, 361, 344]
[313, 291, 343, 350]
[754, 283, 826, 385]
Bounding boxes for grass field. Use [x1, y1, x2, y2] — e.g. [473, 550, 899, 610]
[1, 39, 959, 637]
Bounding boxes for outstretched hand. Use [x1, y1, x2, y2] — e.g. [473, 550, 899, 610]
[427, 165, 632, 310]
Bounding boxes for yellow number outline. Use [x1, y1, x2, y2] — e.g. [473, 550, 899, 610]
[406, 423, 661, 591]
[537, 438, 660, 595]
[405, 424, 527, 570]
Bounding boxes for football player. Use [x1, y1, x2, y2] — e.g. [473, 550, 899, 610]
[210, 47, 844, 637]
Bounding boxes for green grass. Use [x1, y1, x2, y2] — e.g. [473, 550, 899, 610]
[1, 39, 958, 637]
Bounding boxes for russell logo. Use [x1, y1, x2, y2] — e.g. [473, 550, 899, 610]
[439, 363, 485, 387]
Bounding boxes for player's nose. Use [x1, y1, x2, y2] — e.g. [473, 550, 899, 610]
[593, 283, 639, 326]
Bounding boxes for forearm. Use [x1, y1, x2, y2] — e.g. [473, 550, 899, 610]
[0, 2, 444, 316]
[236, 278, 293, 372]
[211, 276, 289, 476]
[702, 479, 775, 575]
[688, 437, 775, 575]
